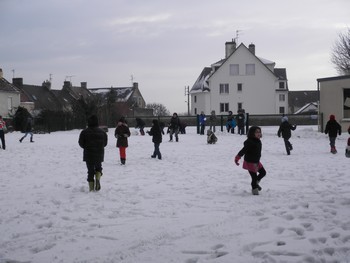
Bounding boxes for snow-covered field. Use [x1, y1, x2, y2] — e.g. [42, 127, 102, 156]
[1, 125, 350, 263]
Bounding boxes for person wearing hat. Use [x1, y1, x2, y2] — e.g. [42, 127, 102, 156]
[277, 116, 297, 155]
[325, 114, 342, 154]
[79, 115, 108, 191]
[115, 117, 131, 165]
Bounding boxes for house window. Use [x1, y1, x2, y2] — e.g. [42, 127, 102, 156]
[219, 83, 229, 94]
[279, 82, 285, 89]
[220, 103, 229, 112]
[194, 108, 197, 115]
[194, 96, 197, 103]
[238, 102, 243, 110]
[246, 64, 255, 75]
[344, 88, 350, 118]
[237, 83, 242, 92]
[7, 97, 13, 111]
[279, 94, 285, 102]
[279, 107, 285, 114]
[229, 64, 239, 75]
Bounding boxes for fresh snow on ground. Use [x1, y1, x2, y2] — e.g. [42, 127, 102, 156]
[1, 125, 350, 263]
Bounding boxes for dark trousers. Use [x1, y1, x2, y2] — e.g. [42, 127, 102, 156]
[200, 125, 205, 135]
[152, 143, 162, 159]
[283, 138, 292, 155]
[86, 162, 102, 182]
[0, 130, 5, 149]
[249, 167, 266, 190]
[238, 126, 245, 135]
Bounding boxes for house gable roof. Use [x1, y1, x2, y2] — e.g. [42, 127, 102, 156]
[89, 86, 135, 102]
[18, 84, 62, 112]
[191, 43, 285, 93]
[190, 67, 212, 93]
[0, 78, 20, 93]
[288, 90, 319, 109]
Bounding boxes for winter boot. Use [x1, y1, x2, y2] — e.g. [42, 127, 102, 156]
[95, 172, 102, 191]
[331, 146, 337, 154]
[88, 181, 95, 192]
[30, 138, 34, 143]
[19, 138, 23, 143]
[252, 188, 259, 195]
[121, 158, 126, 165]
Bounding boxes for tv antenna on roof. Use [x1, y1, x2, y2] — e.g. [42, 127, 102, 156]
[65, 75, 75, 82]
[235, 30, 242, 43]
[130, 74, 134, 84]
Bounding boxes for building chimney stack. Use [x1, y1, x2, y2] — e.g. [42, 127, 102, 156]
[225, 39, 237, 58]
[0, 68, 3, 79]
[248, 43, 255, 55]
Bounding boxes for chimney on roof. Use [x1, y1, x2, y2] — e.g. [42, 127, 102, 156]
[12, 78, 23, 87]
[63, 81, 71, 89]
[0, 68, 3, 79]
[81, 82, 87, 89]
[225, 39, 237, 58]
[133, 82, 138, 89]
[248, 43, 255, 55]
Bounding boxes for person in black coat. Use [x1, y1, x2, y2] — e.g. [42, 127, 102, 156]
[277, 116, 297, 155]
[115, 117, 131, 165]
[147, 119, 164, 160]
[135, 117, 145, 135]
[169, 113, 180, 142]
[19, 117, 34, 143]
[236, 109, 245, 135]
[325, 114, 342, 154]
[235, 126, 266, 195]
[79, 115, 108, 191]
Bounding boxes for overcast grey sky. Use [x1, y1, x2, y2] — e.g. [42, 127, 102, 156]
[1, 0, 349, 114]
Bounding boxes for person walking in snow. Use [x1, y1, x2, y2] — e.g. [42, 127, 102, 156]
[78, 115, 108, 192]
[168, 113, 180, 142]
[198, 111, 206, 135]
[147, 119, 164, 160]
[325, 114, 342, 154]
[115, 117, 131, 165]
[234, 126, 266, 195]
[0, 115, 6, 150]
[19, 117, 34, 143]
[277, 116, 297, 155]
[135, 117, 145, 136]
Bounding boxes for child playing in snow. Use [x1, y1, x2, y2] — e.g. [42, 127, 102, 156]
[324, 114, 342, 154]
[79, 115, 108, 191]
[115, 117, 131, 165]
[147, 119, 164, 160]
[277, 116, 297, 155]
[207, 129, 218, 144]
[235, 126, 266, 195]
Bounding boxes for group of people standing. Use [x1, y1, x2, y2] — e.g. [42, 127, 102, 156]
[198, 109, 246, 136]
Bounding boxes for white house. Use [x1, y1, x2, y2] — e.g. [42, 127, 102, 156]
[0, 69, 21, 118]
[190, 40, 288, 115]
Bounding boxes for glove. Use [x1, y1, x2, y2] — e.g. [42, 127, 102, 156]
[234, 155, 241, 166]
[124, 134, 129, 137]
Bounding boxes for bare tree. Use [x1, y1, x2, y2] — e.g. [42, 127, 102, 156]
[331, 28, 350, 75]
[146, 103, 170, 116]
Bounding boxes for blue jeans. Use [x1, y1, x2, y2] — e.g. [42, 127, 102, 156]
[152, 143, 162, 159]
